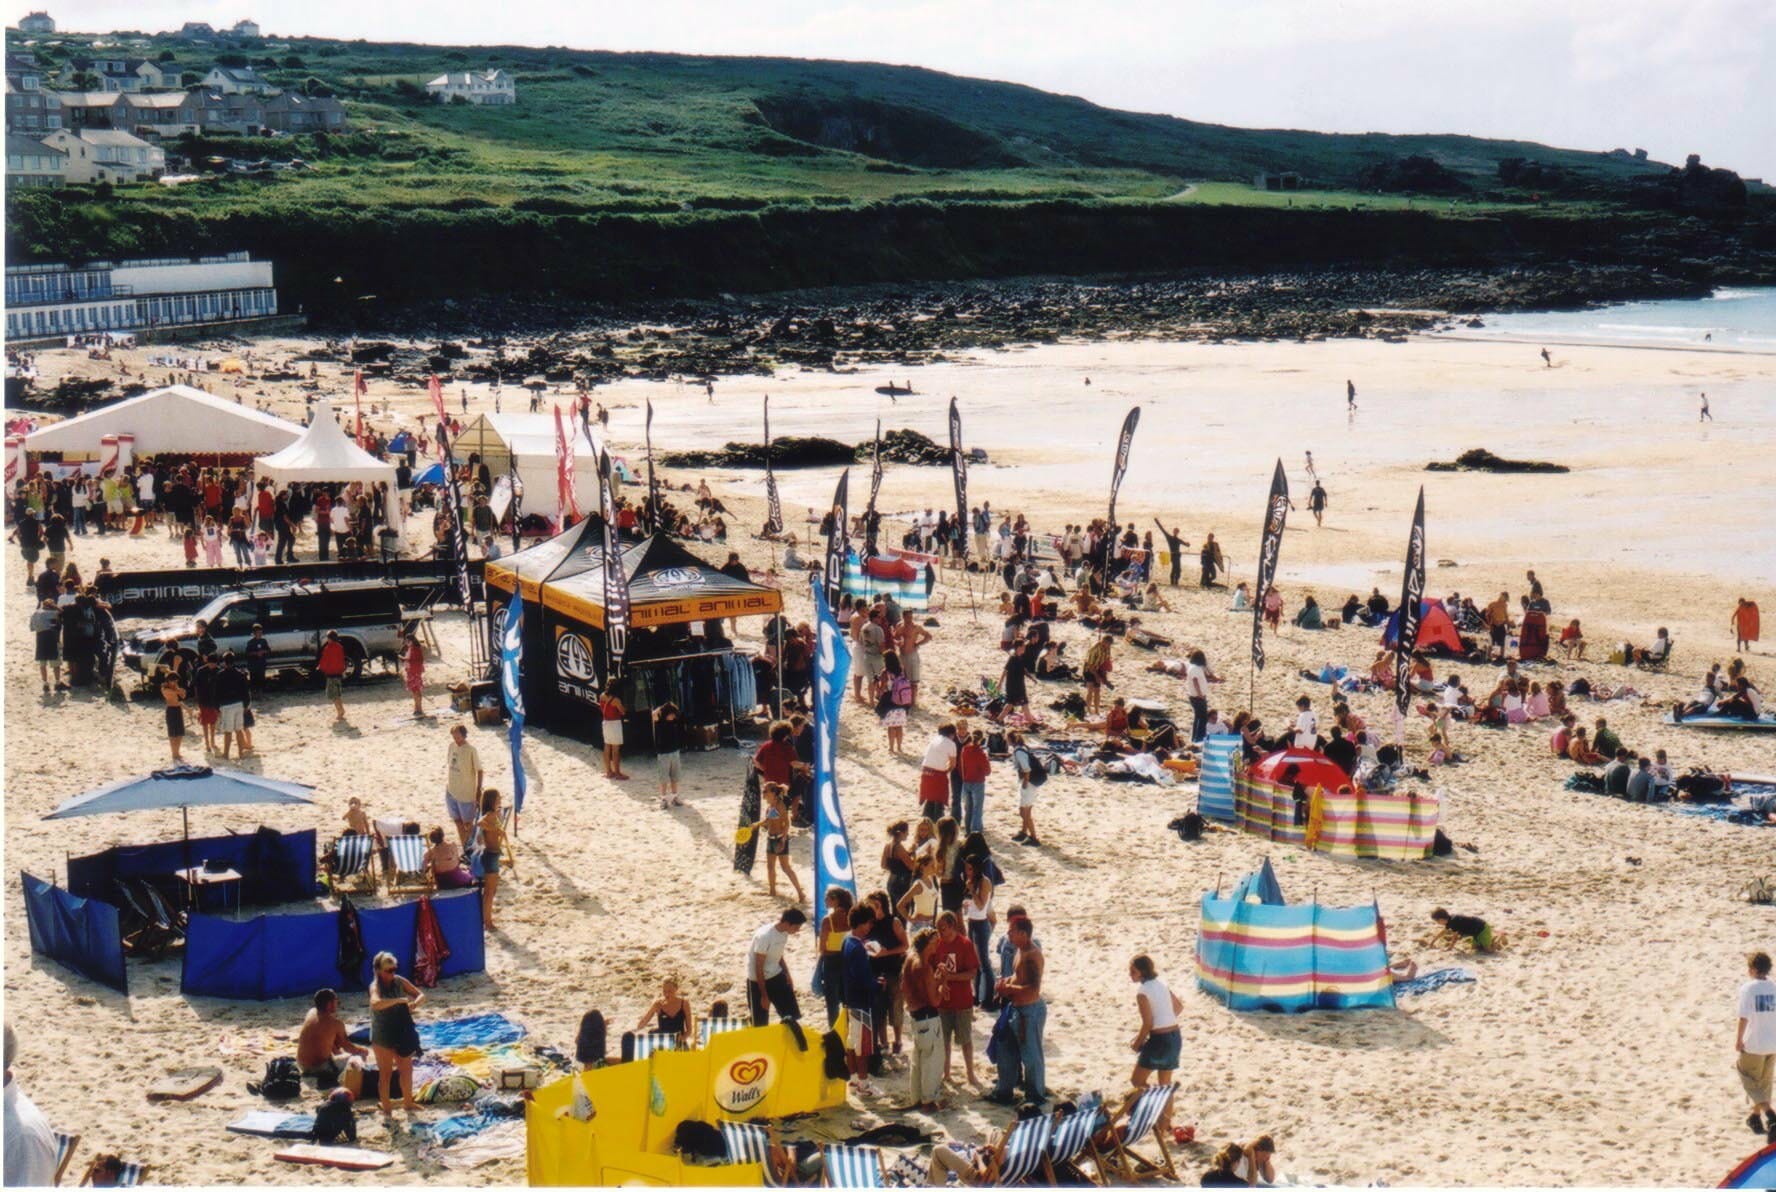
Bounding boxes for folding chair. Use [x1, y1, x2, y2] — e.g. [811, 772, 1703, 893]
[980, 1112, 1053, 1186]
[112, 882, 172, 959]
[137, 882, 186, 943]
[330, 834, 377, 895]
[113, 1161, 146, 1188]
[1089, 1084, 1177, 1184]
[700, 1016, 747, 1047]
[720, 1122, 782, 1186]
[52, 1132, 78, 1186]
[383, 835, 432, 896]
[1048, 1093, 1108, 1184]
[821, 1143, 886, 1187]
[630, 1031, 681, 1061]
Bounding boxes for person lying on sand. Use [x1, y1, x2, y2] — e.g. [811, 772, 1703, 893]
[1430, 908, 1505, 953]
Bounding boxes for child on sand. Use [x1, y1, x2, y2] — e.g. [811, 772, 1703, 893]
[1431, 907, 1505, 953]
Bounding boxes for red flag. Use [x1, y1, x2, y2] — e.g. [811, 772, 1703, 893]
[553, 404, 579, 527]
[428, 374, 447, 425]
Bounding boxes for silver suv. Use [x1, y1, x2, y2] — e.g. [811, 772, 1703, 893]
[120, 579, 408, 681]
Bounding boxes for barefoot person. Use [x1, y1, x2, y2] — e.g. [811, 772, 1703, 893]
[599, 689, 630, 780]
[476, 789, 506, 929]
[368, 952, 425, 1114]
[901, 928, 944, 1112]
[443, 724, 482, 846]
[1128, 954, 1183, 1133]
[297, 989, 368, 1097]
[1736, 951, 1776, 1136]
[761, 781, 806, 903]
[930, 912, 980, 1087]
[316, 630, 349, 723]
[1430, 907, 1505, 953]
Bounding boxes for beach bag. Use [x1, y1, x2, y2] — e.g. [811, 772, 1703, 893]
[1017, 749, 1047, 788]
[892, 675, 913, 707]
[1170, 812, 1204, 842]
[1432, 829, 1454, 857]
[675, 1120, 727, 1162]
[253, 1057, 302, 1101]
[875, 687, 896, 718]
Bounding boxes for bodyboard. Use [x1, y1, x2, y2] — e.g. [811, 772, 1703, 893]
[734, 771, 761, 875]
[148, 1066, 223, 1101]
[275, 1144, 394, 1170]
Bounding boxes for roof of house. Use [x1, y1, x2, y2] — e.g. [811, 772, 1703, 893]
[123, 91, 190, 109]
[7, 133, 63, 157]
[263, 91, 340, 111]
[54, 91, 123, 107]
[76, 128, 155, 147]
[207, 65, 267, 82]
[426, 70, 511, 86]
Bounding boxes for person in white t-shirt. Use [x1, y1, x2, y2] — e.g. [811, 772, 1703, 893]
[4, 1024, 57, 1189]
[748, 908, 806, 1027]
[1736, 951, 1776, 1135]
[1292, 695, 1319, 750]
[919, 725, 960, 820]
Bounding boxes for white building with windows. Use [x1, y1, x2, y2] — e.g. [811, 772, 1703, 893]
[5, 132, 64, 186]
[40, 127, 163, 182]
[5, 252, 280, 342]
[201, 64, 273, 94]
[230, 19, 261, 38]
[18, 11, 54, 33]
[425, 69, 515, 105]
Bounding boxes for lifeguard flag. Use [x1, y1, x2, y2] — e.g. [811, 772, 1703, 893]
[948, 399, 967, 560]
[824, 469, 850, 613]
[1394, 487, 1427, 713]
[1251, 459, 1289, 671]
[763, 396, 783, 536]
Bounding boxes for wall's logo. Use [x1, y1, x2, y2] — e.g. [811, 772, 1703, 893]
[555, 632, 597, 683]
[653, 567, 702, 589]
[713, 1053, 775, 1114]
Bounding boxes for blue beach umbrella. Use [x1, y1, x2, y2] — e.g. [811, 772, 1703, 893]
[45, 766, 316, 868]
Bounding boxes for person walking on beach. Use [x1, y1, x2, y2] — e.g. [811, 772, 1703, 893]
[1304, 451, 1316, 481]
[1701, 392, 1713, 422]
[444, 724, 483, 846]
[1733, 598, 1760, 653]
[1153, 521, 1186, 587]
[748, 907, 806, 1027]
[1346, 379, 1357, 410]
[1200, 533, 1225, 588]
[1128, 954, 1184, 1134]
[316, 630, 348, 722]
[1541, 346, 1552, 368]
[1737, 951, 1776, 1136]
[1308, 481, 1328, 527]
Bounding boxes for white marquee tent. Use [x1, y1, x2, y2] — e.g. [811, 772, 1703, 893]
[21, 385, 303, 461]
[255, 402, 404, 547]
[453, 412, 603, 524]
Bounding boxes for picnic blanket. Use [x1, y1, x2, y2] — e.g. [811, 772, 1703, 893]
[1392, 967, 1476, 997]
[348, 1012, 526, 1050]
[416, 1122, 525, 1170]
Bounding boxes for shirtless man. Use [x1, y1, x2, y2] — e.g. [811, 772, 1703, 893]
[986, 918, 1048, 1107]
[297, 988, 367, 1096]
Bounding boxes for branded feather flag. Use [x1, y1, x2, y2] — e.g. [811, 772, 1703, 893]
[1394, 487, 1427, 714]
[644, 399, 662, 533]
[553, 405, 579, 528]
[1107, 406, 1140, 527]
[824, 469, 850, 613]
[500, 595, 528, 814]
[428, 374, 447, 425]
[865, 419, 884, 556]
[811, 571, 857, 913]
[948, 399, 967, 560]
[352, 369, 368, 448]
[436, 424, 473, 607]
[1251, 459, 1290, 671]
[763, 396, 783, 536]
[598, 449, 630, 679]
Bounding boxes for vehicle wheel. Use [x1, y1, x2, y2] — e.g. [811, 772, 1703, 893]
[343, 640, 367, 681]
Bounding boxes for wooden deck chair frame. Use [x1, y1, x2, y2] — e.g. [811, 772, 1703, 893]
[383, 834, 433, 896]
[1047, 1095, 1109, 1187]
[52, 1132, 79, 1186]
[1090, 1084, 1178, 1184]
[78, 1158, 146, 1187]
[980, 1111, 1054, 1187]
[137, 881, 186, 941]
[467, 807, 517, 878]
[820, 1143, 887, 1188]
[720, 1121, 784, 1187]
[331, 834, 379, 896]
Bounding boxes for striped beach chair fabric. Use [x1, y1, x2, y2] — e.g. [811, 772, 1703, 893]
[115, 1161, 146, 1187]
[1102, 1084, 1178, 1183]
[1048, 1092, 1105, 1170]
[700, 1016, 748, 1046]
[384, 835, 430, 894]
[332, 834, 376, 892]
[631, 1031, 681, 1060]
[822, 1143, 884, 1187]
[52, 1132, 78, 1185]
[1197, 734, 1240, 821]
[991, 1112, 1055, 1185]
[720, 1122, 781, 1186]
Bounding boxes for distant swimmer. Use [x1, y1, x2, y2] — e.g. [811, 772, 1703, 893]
[1304, 451, 1317, 480]
[1540, 347, 1552, 368]
[1704, 331, 1713, 343]
[1700, 392, 1712, 422]
[1346, 379, 1357, 409]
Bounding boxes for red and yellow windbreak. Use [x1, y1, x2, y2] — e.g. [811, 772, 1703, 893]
[1234, 766, 1439, 860]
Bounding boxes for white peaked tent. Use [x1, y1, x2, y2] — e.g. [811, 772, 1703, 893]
[453, 412, 603, 522]
[256, 401, 403, 547]
[22, 384, 303, 460]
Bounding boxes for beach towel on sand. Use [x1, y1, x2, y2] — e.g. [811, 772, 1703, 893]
[349, 1012, 526, 1050]
[228, 1112, 316, 1138]
[1393, 967, 1476, 996]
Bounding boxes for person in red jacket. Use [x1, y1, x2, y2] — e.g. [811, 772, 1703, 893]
[317, 629, 348, 723]
[957, 730, 991, 835]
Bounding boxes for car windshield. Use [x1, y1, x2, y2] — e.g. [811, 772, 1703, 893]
[190, 594, 238, 628]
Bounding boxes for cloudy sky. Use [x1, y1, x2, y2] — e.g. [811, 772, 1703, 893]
[45, 0, 1776, 178]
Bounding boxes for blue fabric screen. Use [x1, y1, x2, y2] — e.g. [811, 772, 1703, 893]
[66, 828, 317, 906]
[180, 892, 485, 1001]
[21, 871, 128, 994]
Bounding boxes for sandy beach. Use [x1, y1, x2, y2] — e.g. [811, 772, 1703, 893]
[6, 329, 1775, 1186]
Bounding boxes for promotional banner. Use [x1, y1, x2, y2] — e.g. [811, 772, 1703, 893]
[1107, 406, 1140, 527]
[948, 399, 967, 560]
[823, 468, 850, 613]
[645, 399, 663, 533]
[763, 396, 783, 537]
[598, 450, 630, 679]
[428, 374, 447, 426]
[1394, 486, 1427, 714]
[437, 424, 475, 608]
[1251, 458, 1290, 671]
[500, 595, 528, 816]
[553, 405, 580, 528]
[353, 368, 368, 448]
[864, 419, 883, 557]
[810, 572, 858, 914]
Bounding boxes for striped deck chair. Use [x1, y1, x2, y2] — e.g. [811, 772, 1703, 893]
[822, 1143, 885, 1188]
[113, 1161, 146, 1187]
[700, 1016, 747, 1047]
[720, 1122, 781, 1186]
[981, 1112, 1054, 1186]
[52, 1132, 78, 1186]
[137, 883, 186, 940]
[331, 834, 377, 894]
[1091, 1084, 1177, 1184]
[1048, 1093, 1107, 1183]
[383, 835, 432, 896]
[630, 1031, 681, 1061]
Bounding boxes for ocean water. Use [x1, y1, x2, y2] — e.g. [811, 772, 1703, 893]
[1450, 287, 1776, 350]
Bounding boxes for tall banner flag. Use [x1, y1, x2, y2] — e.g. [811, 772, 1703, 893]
[1394, 486, 1427, 714]
[1250, 459, 1290, 671]
[762, 396, 784, 537]
[598, 450, 630, 679]
[436, 424, 473, 607]
[811, 571, 857, 913]
[823, 469, 851, 613]
[427, 374, 447, 425]
[645, 399, 662, 533]
[500, 596, 528, 816]
[948, 399, 968, 560]
[1107, 406, 1140, 527]
[552, 405, 580, 527]
[864, 419, 884, 557]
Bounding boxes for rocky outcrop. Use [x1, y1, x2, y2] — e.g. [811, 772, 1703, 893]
[1426, 449, 1569, 474]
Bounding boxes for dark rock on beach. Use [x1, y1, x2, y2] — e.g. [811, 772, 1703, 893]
[1426, 448, 1570, 474]
[659, 427, 953, 470]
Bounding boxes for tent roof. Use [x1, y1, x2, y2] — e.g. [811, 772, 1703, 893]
[22, 385, 303, 457]
[256, 401, 393, 481]
[485, 525, 782, 629]
[45, 765, 314, 819]
[455, 412, 603, 462]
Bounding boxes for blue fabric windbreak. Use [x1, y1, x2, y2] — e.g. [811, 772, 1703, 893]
[180, 891, 485, 1001]
[21, 872, 128, 994]
[66, 828, 317, 906]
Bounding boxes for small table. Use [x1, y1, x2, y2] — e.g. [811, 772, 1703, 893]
[175, 865, 242, 918]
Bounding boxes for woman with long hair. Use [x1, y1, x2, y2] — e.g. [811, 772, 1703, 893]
[959, 855, 995, 1008]
[368, 951, 425, 1114]
[1082, 634, 1113, 716]
[1127, 953, 1184, 1133]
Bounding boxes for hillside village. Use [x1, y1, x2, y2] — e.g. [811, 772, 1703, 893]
[4, 12, 512, 187]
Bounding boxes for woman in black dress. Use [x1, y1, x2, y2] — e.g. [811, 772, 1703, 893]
[30, 598, 62, 692]
[369, 950, 425, 1114]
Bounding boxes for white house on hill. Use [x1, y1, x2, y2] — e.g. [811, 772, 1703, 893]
[19, 11, 54, 33]
[425, 69, 515, 105]
[230, 19, 261, 38]
[201, 64, 273, 94]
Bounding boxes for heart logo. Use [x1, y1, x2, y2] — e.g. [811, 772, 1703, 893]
[729, 1058, 768, 1085]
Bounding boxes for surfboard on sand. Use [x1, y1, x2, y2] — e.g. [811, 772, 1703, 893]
[275, 1145, 394, 1170]
[147, 1066, 223, 1101]
[733, 772, 761, 876]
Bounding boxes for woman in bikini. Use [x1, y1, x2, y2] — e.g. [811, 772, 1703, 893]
[635, 975, 696, 1045]
[761, 781, 806, 904]
[476, 789, 506, 929]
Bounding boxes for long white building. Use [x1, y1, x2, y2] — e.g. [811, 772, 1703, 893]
[5, 251, 279, 341]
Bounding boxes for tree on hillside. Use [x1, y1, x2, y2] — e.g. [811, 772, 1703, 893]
[216, 52, 247, 67]
[156, 49, 176, 62]
[69, 69, 100, 91]
[298, 76, 334, 98]
[283, 54, 305, 68]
